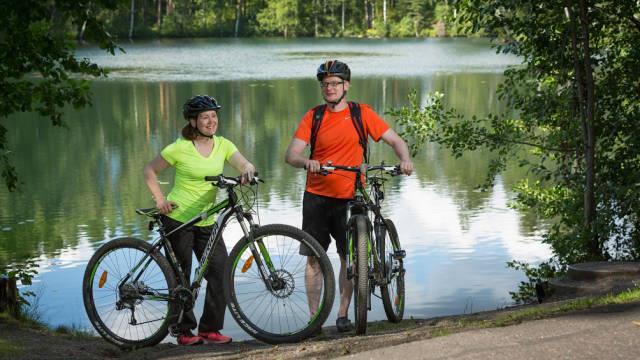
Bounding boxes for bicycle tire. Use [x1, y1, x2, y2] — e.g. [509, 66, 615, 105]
[82, 237, 178, 349]
[380, 219, 405, 322]
[353, 215, 369, 335]
[224, 224, 335, 344]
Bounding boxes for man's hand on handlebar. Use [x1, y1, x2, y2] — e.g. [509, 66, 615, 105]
[399, 160, 414, 176]
[304, 159, 322, 173]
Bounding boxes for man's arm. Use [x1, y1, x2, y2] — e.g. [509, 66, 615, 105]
[380, 128, 414, 175]
[285, 138, 321, 173]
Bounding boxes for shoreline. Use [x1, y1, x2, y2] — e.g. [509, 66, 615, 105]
[3, 287, 639, 359]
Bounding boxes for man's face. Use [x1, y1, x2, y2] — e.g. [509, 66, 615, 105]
[320, 76, 349, 103]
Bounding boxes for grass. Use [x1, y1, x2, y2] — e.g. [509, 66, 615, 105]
[457, 287, 640, 331]
[359, 287, 640, 342]
[53, 324, 95, 339]
[0, 338, 22, 357]
[2, 290, 96, 340]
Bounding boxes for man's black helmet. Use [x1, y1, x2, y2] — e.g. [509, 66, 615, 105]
[316, 60, 351, 82]
[183, 95, 221, 119]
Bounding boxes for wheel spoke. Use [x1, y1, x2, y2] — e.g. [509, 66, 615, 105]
[85, 240, 174, 347]
[227, 226, 335, 341]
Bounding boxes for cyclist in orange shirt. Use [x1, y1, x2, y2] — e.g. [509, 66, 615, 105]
[285, 60, 413, 332]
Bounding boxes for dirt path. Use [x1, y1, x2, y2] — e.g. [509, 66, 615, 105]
[3, 297, 640, 360]
[341, 303, 640, 360]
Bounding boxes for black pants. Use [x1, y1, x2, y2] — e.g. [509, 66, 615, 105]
[162, 216, 228, 334]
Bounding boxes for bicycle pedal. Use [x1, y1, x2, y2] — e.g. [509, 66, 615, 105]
[393, 250, 406, 259]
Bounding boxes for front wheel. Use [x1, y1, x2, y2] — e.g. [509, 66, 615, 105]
[82, 237, 178, 349]
[380, 219, 405, 322]
[224, 224, 335, 344]
[353, 215, 369, 335]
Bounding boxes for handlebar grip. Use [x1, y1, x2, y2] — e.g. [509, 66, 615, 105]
[204, 175, 221, 182]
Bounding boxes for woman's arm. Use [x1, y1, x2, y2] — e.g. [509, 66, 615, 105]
[228, 151, 256, 183]
[143, 154, 175, 213]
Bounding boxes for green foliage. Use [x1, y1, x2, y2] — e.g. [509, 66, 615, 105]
[0, 0, 123, 191]
[390, 1, 640, 267]
[68, 0, 473, 39]
[506, 260, 560, 304]
[256, 0, 301, 37]
[2, 260, 40, 308]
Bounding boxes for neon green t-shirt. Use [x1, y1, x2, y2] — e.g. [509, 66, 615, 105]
[161, 136, 238, 226]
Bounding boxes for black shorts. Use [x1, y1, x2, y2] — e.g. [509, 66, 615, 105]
[300, 191, 350, 259]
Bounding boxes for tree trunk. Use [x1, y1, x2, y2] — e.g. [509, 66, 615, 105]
[129, 0, 135, 40]
[567, 2, 598, 259]
[0, 277, 19, 318]
[341, 0, 345, 33]
[234, 0, 243, 37]
[314, 0, 319, 37]
[166, 0, 173, 16]
[578, 0, 598, 257]
[371, 1, 375, 28]
[141, 0, 145, 26]
[364, 0, 371, 29]
[156, 0, 162, 30]
[77, 20, 87, 43]
[383, 0, 387, 26]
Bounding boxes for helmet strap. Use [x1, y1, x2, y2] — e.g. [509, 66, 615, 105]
[325, 90, 347, 109]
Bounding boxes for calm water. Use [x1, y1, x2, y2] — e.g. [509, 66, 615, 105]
[0, 38, 550, 341]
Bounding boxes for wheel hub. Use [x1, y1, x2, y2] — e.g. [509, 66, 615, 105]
[270, 269, 295, 298]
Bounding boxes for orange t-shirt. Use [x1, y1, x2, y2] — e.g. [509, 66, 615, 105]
[294, 104, 390, 199]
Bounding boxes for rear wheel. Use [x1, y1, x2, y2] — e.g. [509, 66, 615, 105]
[82, 237, 178, 349]
[224, 224, 335, 344]
[353, 215, 369, 335]
[380, 219, 405, 322]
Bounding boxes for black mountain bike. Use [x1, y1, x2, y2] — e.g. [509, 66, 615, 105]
[82, 174, 335, 348]
[319, 162, 406, 335]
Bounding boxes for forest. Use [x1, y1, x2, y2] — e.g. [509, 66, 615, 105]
[89, 0, 462, 39]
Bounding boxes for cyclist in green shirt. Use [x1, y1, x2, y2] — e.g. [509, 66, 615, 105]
[143, 95, 256, 346]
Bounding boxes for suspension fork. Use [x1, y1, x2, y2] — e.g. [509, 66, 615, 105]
[234, 209, 277, 289]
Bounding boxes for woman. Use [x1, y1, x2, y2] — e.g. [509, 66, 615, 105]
[144, 95, 255, 346]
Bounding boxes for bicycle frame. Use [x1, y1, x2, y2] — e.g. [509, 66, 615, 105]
[118, 177, 278, 308]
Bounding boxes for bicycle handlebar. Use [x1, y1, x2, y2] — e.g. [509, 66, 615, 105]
[204, 173, 264, 188]
[304, 163, 401, 176]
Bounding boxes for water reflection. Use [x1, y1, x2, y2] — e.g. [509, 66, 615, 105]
[76, 38, 519, 81]
[1, 71, 550, 339]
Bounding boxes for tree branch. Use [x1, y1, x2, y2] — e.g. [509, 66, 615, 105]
[628, 15, 640, 33]
[498, 138, 574, 153]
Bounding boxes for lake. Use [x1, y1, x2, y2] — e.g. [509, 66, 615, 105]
[0, 38, 551, 341]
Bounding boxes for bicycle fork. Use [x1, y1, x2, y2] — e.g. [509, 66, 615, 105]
[234, 210, 280, 292]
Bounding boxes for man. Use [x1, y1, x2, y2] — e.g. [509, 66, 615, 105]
[284, 60, 413, 332]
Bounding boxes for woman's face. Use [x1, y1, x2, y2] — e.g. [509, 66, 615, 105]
[191, 110, 218, 137]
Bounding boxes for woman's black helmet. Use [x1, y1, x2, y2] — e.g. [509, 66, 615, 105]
[183, 95, 221, 119]
[316, 60, 351, 82]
